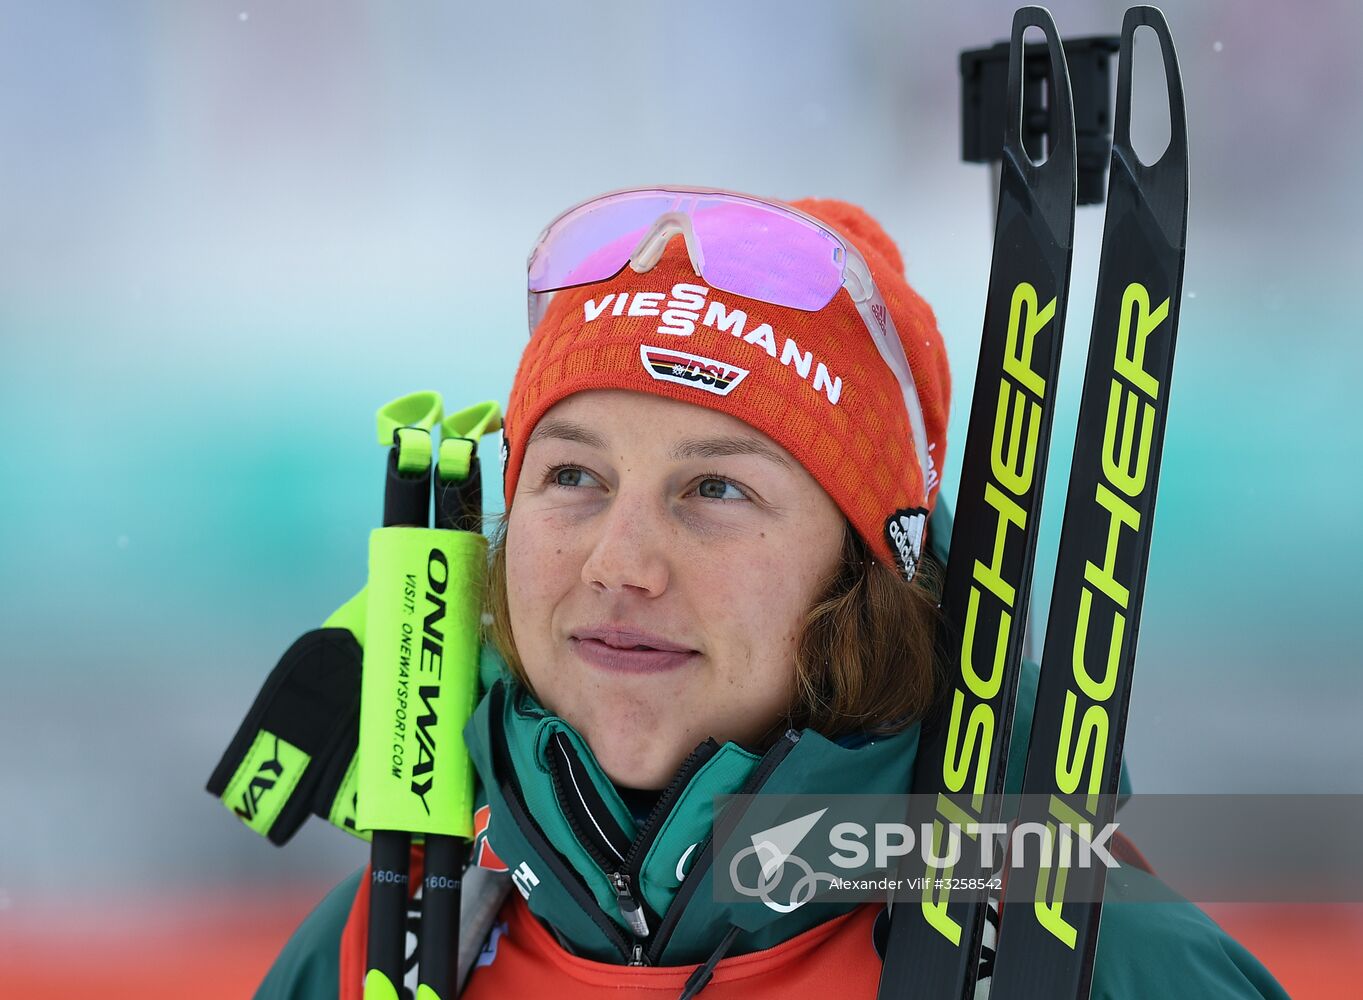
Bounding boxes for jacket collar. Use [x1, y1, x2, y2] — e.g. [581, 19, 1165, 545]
[463, 672, 919, 965]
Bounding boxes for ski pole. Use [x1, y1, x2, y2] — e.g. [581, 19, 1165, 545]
[987, 8, 1188, 996]
[358, 392, 444, 999]
[414, 402, 501, 1000]
[876, 7, 1079, 998]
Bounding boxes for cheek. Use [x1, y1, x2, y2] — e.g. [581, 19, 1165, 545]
[504, 515, 582, 646]
[695, 542, 827, 668]
[715, 531, 841, 720]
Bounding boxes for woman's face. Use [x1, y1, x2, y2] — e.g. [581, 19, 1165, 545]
[506, 389, 845, 789]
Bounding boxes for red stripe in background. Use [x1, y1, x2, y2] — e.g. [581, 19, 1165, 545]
[0, 894, 1357, 998]
[1205, 903, 1363, 999]
[0, 889, 333, 1000]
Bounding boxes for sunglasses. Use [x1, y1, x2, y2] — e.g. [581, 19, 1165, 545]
[526, 185, 931, 489]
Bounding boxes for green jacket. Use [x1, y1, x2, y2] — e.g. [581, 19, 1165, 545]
[257, 503, 1286, 999]
[258, 656, 1285, 999]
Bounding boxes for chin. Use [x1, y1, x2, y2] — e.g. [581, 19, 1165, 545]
[585, 728, 687, 791]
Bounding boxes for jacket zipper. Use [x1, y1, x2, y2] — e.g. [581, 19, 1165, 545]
[492, 681, 803, 968]
[547, 731, 722, 951]
[488, 685, 634, 960]
[644, 729, 802, 965]
[609, 871, 650, 938]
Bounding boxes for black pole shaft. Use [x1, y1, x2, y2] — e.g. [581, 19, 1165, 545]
[368, 830, 413, 988]
[415, 449, 483, 997]
[418, 834, 468, 997]
[365, 443, 434, 993]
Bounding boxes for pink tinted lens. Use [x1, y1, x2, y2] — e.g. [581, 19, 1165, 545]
[690, 199, 845, 310]
[529, 190, 847, 311]
[528, 193, 678, 292]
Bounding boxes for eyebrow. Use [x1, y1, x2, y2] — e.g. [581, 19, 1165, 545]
[526, 417, 791, 469]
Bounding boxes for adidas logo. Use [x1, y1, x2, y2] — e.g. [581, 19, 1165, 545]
[885, 508, 927, 582]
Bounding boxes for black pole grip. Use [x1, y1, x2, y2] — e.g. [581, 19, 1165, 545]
[384, 442, 433, 528]
[435, 445, 483, 534]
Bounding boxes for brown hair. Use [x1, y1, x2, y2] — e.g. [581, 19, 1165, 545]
[482, 515, 942, 744]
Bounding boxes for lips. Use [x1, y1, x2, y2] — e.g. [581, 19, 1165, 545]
[572, 626, 695, 652]
[569, 626, 699, 674]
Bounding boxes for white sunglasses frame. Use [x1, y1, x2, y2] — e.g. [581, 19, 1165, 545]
[526, 186, 932, 493]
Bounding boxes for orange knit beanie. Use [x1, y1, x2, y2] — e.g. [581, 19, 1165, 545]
[503, 196, 951, 581]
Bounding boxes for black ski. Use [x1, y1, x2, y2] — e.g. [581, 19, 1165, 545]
[987, 7, 1188, 998]
[876, 8, 1078, 998]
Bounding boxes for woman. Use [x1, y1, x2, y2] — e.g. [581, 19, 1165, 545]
[259, 188, 1286, 998]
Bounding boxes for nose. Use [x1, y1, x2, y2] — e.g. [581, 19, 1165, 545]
[579, 491, 672, 598]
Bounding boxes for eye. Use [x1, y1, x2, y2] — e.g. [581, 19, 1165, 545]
[540, 465, 750, 502]
[694, 476, 749, 502]
[543, 465, 601, 490]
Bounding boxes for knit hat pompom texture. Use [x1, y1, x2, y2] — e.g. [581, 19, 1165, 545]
[505, 195, 950, 581]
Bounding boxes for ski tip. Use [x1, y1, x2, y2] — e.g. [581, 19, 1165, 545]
[1122, 4, 1169, 31]
[1011, 5, 1056, 29]
[1004, 4, 1076, 178]
[1114, 3, 1188, 172]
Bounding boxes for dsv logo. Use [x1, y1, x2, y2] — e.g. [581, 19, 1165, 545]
[234, 735, 285, 823]
[639, 345, 748, 398]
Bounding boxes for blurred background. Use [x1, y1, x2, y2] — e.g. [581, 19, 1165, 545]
[1, 1, 1359, 996]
